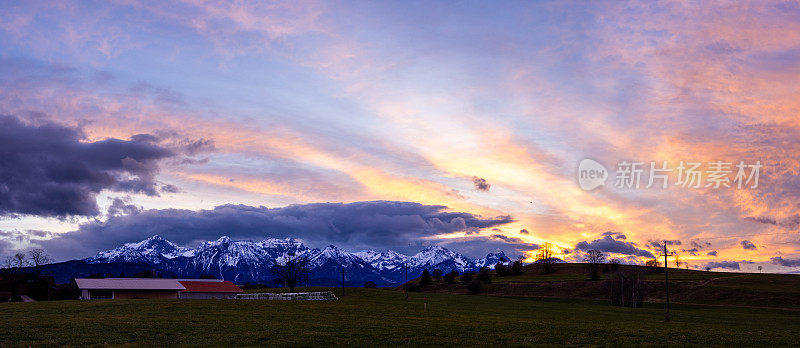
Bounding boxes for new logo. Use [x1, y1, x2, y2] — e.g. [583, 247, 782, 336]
[578, 158, 608, 190]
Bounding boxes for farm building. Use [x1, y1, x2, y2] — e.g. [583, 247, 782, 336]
[178, 279, 242, 299]
[75, 278, 243, 300]
[76, 278, 185, 299]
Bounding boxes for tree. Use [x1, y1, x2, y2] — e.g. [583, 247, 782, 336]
[467, 278, 484, 294]
[495, 256, 509, 276]
[28, 249, 53, 276]
[476, 267, 492, 284]
[673, 251, 681, 268]
[1, 255, 14, 272]
[419, 269, 433, 287]
[364, 281, 377, 288]
[609, 259, 621, 272]
[509, 257, 524, 275]
[535, 242, 558, 274]
[459, 271, 475, 284]
[402, 281, 420, 292]
[13, 252, 27, 269]
[432, 269, 443, 281]
[645, 259, 661, 272]
[443, 270, 459, 284]
[583, 250, 605, 280]
[271, 255, 310, 292]
[610, 270, 644, 308]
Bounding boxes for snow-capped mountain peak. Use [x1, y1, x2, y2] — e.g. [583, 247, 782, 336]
[84, 235, 509, 285]
[88, 234, 191, 264]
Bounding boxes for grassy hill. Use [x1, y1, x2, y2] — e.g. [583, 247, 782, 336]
[2, 288, 799, 346]
[405, 263, 800, 309]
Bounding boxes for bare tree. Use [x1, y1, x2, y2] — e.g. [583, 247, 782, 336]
[28, 249, 54, 276]
[14, 252, 28, 269]
[535, 242, 558, 274]
[673, 251, 681, 268]
[271, 255, 310, 292]
[584, 250, 605, 280]
[1, 255, 14, 272]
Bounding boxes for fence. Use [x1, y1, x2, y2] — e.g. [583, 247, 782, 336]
[236, 291, 338, 301]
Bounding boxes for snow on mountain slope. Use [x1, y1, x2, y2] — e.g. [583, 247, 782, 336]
[407, 245, 474, 272]
[353, 250, 408, 271]
[88, 235, 192, 264]
[85, 235, 510, 285]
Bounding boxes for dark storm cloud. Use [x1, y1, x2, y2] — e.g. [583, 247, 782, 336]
[740, 240, 757, 250]
[575, 235, 655, 258]
[37, 201, 515, 260]
[472, 176, 491, 191]
[770, 256, 800, 267]
[0, 115, 175, 217]
[705, 261, 740, 270]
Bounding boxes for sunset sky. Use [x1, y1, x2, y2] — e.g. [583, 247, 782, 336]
[1, 1, 799, 272]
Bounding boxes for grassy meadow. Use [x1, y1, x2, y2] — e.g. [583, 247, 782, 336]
[2, 287, 799, 347]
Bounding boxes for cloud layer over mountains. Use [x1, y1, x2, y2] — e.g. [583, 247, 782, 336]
[37, 201, 516, 260]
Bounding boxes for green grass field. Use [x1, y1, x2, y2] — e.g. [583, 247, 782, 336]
[2, 287, 799, 347]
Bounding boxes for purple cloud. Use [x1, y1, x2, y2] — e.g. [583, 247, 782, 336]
[36, 201, 515, 260]
[705, 261, 740, 270]
[575, 235, 654, 258]
[0, 115, 175, 217]
[771, 256, 800, 267]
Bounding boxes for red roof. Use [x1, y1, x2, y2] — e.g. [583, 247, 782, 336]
[178, 280, 242, 293]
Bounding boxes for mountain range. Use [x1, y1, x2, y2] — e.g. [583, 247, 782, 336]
[41, 235, 512, 285]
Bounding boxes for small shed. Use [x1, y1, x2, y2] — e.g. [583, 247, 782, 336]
[75, 278, 185, 299]
[178, 280, 242, 299]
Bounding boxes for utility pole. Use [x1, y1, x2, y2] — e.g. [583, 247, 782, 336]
[404, 261, 409, 300]
[341, 267, 345, 296]
[660, 241, 674, 322]
[405, 261, 408, 284]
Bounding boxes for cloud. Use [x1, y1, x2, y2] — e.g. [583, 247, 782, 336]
[519, 229, 529, 235]
[575, 235, 655, 258]
[472, 176, 491, 191]
[705, 261, 740, 270]
[684, 248, 699, 256]
[707, 250, 718, 257]
[0, 115, 175, 217]
[602, 231, 626, 240]
[744, 214, 800, 230]
[740, 240, 757, 250]
[770, 256, 800, 267]
[438, 235, 538, 259]
[35, 200, 515, 260]
[106, 197, 142, 217]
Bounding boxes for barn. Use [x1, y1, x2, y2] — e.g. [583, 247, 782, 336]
[76, 278, 185, 299]
[178, 279, 242, 299]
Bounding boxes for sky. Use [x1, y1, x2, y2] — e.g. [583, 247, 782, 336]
[1, 1, 799, 272]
